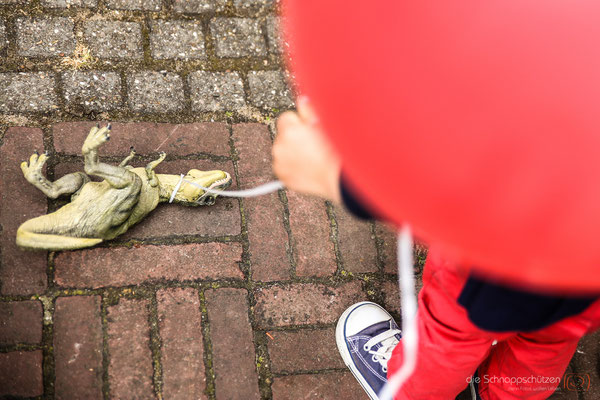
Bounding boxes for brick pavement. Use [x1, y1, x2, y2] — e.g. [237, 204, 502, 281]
[0, 1, 598, 400]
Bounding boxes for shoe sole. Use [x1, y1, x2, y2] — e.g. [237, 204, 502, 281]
[336, 301, 388, 400]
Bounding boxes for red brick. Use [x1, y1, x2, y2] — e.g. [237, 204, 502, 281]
[0, 301, 42, 345]
[245, 194, 290, 281]
[287, 192, 336, 277]
[54, 296, 103, 400]
[232, 123, 289, 281]
[0, 127, 47, 295]
[376, 223, 398, 274]
[375, 222, 427, 279]
[267, 328, 344, 373]
[335, 206, 377, 273]
[53, 122, 230, 157]
[0, 244, 47, 296]
[271, 372, 365, 400]
[382, 281, 401, 316]
[55, 242, 243, 288]
[205, 288, 260, 400]
[232, 123, 275, 188]
[157, 288, 207, 400]
[125, 198, 240, 239]
[0, 350, 43, 397]
[376, 224, 428, 275]
[54, 161, 88, 180]
[107, 299, 154, 399]
[254, 281, 365, 328]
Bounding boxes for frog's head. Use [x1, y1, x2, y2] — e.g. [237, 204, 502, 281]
[174, 169, 232, 206]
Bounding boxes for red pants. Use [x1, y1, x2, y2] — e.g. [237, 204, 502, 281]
[387, 248, 600, 399]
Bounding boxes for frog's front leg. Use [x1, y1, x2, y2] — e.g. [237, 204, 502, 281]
[21, 151, 88, 199]
[145, 152, 166, 187]
[119, 147, 136, 168]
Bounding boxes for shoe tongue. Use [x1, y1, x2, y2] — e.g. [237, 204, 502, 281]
[357, 319, 398, 337]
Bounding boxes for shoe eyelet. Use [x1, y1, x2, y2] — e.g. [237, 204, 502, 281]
[382, 367, 387, 373]
[372, 355, 378, 362]
[363, 344, 370, 351]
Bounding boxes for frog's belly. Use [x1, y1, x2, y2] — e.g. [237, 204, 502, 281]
[40, 181, 142, 238]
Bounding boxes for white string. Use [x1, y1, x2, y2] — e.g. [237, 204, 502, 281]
[378, 226, 419, 400]
[168, 174, 186, 203]
[178, 179, 284, 199]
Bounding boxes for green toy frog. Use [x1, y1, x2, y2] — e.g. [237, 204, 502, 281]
[17, 124, 231, 251]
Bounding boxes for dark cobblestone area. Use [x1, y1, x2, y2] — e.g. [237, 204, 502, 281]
[62, 70, 122, 112]
[0, 1, 598, 400]
[16, 17, 76, 57]
[210, 17, 267, 58]
[0, 0, 286, 118]
[84, 20, 143, 59]
[149, 19, 205, 60]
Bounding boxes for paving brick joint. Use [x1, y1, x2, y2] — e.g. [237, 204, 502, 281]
[0, 2, 597, 400]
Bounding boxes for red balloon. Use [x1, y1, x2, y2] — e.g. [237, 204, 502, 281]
[283, 1, 600, 292]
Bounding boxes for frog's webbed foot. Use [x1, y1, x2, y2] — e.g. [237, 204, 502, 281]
[82, 123, 111, 155]
[21, 151, 88, 199]
[146, 152, 166, 187]
[20, 150, 48, 186]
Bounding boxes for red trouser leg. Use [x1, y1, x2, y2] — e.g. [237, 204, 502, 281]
[386, 248, 600, 399]
[478, 299, 600, 399]
[387, 249, 507, 398]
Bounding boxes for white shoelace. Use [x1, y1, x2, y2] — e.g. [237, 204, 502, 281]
[363, 327, 401, 373]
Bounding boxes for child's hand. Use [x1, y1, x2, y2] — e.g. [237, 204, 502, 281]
[273, 96, 342, 203]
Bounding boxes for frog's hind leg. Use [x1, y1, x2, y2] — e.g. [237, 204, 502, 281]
[82, 124, 141, 190]
[21, 151, 89, 199]
[145, 152, 166, 187]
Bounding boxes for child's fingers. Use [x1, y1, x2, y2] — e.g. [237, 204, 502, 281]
[296, 95, 319, 125]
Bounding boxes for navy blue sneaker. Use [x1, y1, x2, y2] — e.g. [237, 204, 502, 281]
[336, 302, 402, 400]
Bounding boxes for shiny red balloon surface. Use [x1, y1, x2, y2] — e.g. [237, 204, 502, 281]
[283, 1, 600, 292]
